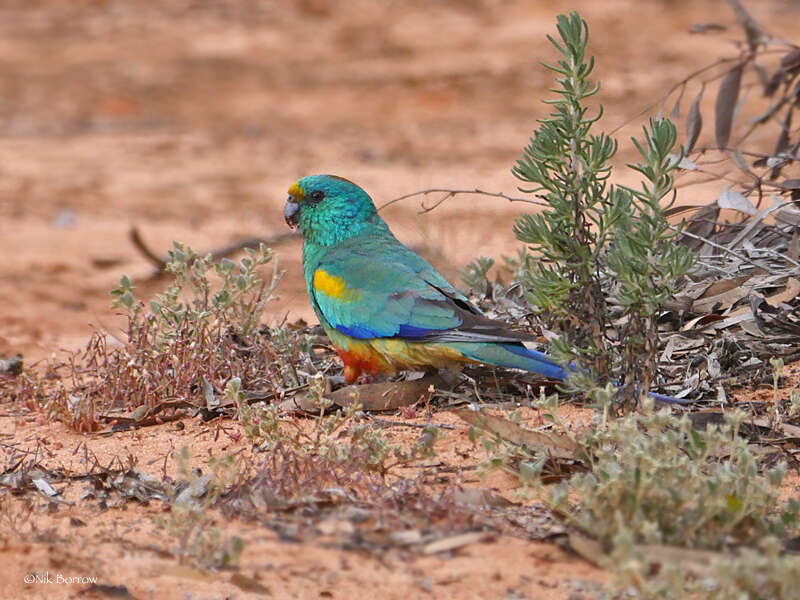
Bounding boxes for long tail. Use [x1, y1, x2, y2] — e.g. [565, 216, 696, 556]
[455, 342, 568, 380]
[453, 342, 691, 405]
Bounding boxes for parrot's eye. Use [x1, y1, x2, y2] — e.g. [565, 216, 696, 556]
[308, 190, 325, 204]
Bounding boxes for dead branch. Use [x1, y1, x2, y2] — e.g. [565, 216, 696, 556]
[378, 188, 547, 213]
[128, 226, 299, 280]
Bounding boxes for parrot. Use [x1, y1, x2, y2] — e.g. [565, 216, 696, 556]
[283, 174, 686, 404]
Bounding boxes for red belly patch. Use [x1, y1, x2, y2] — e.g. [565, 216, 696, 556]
[336, 345, 387, 383]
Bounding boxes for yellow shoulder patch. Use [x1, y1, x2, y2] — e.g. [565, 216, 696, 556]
[313, 269, 361, 302]
[288, 181, 305, 202]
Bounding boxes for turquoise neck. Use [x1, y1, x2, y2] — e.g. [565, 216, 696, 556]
[302, 211, 388, 248]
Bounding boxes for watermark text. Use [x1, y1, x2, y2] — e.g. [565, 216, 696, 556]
[24, 572, 98, 585]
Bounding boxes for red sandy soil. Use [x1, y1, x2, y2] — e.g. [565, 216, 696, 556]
[1, 1, 799, 599]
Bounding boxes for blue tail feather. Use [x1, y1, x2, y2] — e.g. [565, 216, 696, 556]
[497, 343, 569, 380]
[454, 342, 692, 405]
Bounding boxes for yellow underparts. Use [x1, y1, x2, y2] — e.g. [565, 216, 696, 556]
[313, 269, 362, 302]
[327, 328, 466, 382]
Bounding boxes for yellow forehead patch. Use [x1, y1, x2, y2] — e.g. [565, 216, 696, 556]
[288, 181, 305, 202]
[313, 269, 361, 302]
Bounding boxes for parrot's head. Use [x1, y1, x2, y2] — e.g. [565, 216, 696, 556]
[284, 174, 383, 246]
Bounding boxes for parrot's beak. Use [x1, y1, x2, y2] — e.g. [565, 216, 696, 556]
[284, 196, 300, 229]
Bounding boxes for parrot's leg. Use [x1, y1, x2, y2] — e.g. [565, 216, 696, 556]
[343, 364, 362, 384]
[343, 362, 378, 384]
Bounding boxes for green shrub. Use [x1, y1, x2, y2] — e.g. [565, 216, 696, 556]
[511, 12, 693, 408]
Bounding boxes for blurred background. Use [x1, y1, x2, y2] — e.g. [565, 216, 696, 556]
[0, 0, 797, 359]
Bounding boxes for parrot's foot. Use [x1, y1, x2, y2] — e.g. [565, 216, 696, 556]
[326, 375, 347, 387]
[327, 373, 376, 387]
[343, 363, 382, 385]
[343, 364, 361, 385]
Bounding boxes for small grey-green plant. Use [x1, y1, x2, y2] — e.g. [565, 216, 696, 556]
[7, 238, 289, 431]
[790, 388, 800, 418]
[612, 536, 800, 600]
[546, 401, 797, 549]
[112, 241, 277, 340]
[460, 256, 495, 296]
[160, 446, 244, 569]
[766, 357, 800, 427]
[466, 389, 570, 485]
[231, 376, 282, 444]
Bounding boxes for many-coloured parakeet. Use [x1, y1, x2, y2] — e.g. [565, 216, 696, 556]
[284, 174, 683, 403]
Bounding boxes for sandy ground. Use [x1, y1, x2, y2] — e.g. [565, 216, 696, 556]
[1, 407, 609, 600]
[2, 1, 800, 598]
